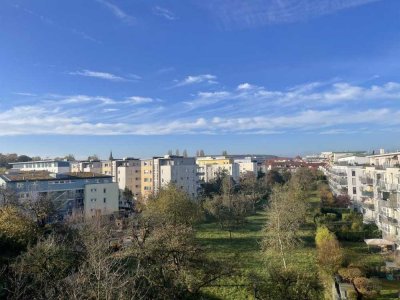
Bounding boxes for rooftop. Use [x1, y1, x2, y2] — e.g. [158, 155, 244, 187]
[9, 159, 69, 165]
[0, 171, 111, 182]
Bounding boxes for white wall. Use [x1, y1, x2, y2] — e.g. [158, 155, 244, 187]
[84, 182, 119, 219]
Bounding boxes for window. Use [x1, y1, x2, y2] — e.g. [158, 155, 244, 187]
[352, 171, 356, 177]
[103, 188, 106, 193]
[353, 187, 357, 195]
[104, 198, 106, 203]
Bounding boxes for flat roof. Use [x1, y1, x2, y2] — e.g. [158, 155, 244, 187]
[9, 160, 69, 165]
[367, 151, 400, 158]
[0, 171, 111, 182]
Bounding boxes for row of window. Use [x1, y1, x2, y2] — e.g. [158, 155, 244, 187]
[90, 197, 107, 203]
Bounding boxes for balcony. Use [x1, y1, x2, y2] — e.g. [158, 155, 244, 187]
[361, 190, 374, 198]
[362, 202, 375, 211]
[377, 181, 400, 192]
[359, 176, 373, 185]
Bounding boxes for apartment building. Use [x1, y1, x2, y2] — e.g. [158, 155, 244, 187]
[101, 160, 113, 176]
[70, 161, 102, 173]
[153, 156, 198, 198]
[141, 159, 154, 199]
[115, 158, 141, 198]
[196, 156, 240, 183]
[0, 171, 119, 219]
[10, 160, 70, 173]
[322, 149, 400, 247]
[234, 157, 257, 176]
[84, 182, 119, 219]
[323, 165, 364, 208]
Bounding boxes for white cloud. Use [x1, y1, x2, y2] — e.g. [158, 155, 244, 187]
[237, 83, 255, 90]
[69, 69, 128, 82]
[127, 96, 154, 104]
[201, 0, 381, 28]
[96, 0, 134, 24]
[153, 6, 176, 20]
[175, 74, 218, 87]
[14, 92, 37, 96]
[3, 81, 400, 136]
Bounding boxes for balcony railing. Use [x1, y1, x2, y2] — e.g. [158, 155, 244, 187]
[359, 176, 373, 185]
[377, 181, 400, 192]
[361, 190, 374, 198]
[362, 202, 375, 211]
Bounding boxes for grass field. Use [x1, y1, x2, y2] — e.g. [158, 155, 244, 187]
[195, 190, 400, 299]
[195, 191, 320, 299]
[196, 212, 267, 299]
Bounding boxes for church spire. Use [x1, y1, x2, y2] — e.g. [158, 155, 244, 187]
[109, 150, 114, 161]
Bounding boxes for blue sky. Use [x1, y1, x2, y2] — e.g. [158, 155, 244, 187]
[1, 0, 400, 159]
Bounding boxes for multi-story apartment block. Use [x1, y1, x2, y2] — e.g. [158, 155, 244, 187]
[196, 156, 240, 183]
[10, 160, 70, 174]
[153, 156, 198, 198]
[322, 149, 400, 247]
[70, 161, 102, 173]
[234, 157, 257, 176]
[0, 171, 119, 220]
[322, 164, 364, 207]
[115, 158, 141, 198]
[101, 160, 113, 176]
[141, 159, 154, 199]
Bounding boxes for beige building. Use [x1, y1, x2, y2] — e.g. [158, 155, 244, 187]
[196, 156, 240, 183]
[115, 158, 141, 198]
[101, 160, 113, 176]
[84, 182, 119, 219]
[234, 157, 257, 176]
[141, 159, 154, 200]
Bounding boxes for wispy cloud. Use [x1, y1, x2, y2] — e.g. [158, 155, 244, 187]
[127, 96, 154, 105]
[201, 0, 381, 28]
[3, 80, 400, 136]
[13, 4, 100, 43]
[14, 92, 37, 97]
[69, 69, 129, 82]
[153, 6, 176, 20]
[174, 74, 218, 87]
[96, 0, 134, 24]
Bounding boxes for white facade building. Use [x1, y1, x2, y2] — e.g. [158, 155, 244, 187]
[153, 156, 198, 198]
[84, 182, 119, 219]
[10, 160, 70, 174]
[234, 157, 257, 176]
[337, 156, 369, 165]
[322, 149, 400, 247]
[196, 156, 240, 183]
[116, 159, 141, 198]
[70, 161, 102, 173]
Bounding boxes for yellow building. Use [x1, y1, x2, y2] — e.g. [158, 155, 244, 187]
[196, 156, 232, 166]
[101, 160, 112, 176]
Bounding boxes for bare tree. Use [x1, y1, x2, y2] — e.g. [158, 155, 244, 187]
[262, 184, 307, 269]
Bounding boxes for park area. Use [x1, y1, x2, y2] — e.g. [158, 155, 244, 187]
[196, 186, 400, 299]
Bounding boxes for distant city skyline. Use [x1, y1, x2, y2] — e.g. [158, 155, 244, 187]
[1, 0, 399, 156]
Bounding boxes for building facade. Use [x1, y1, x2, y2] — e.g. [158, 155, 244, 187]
[196, 156, 240, 183]
[153, 156, 199, 198]
[234, 157, 257, 176]
[10, 160, 70, 174]
[322, 150, 400, 247]
[140, 159, 154, 199]
[0, 171, 119, 220]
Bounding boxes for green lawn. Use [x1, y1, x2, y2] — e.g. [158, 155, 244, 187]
[195, 191, 321, 299]
[196, 212, 267, 299]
